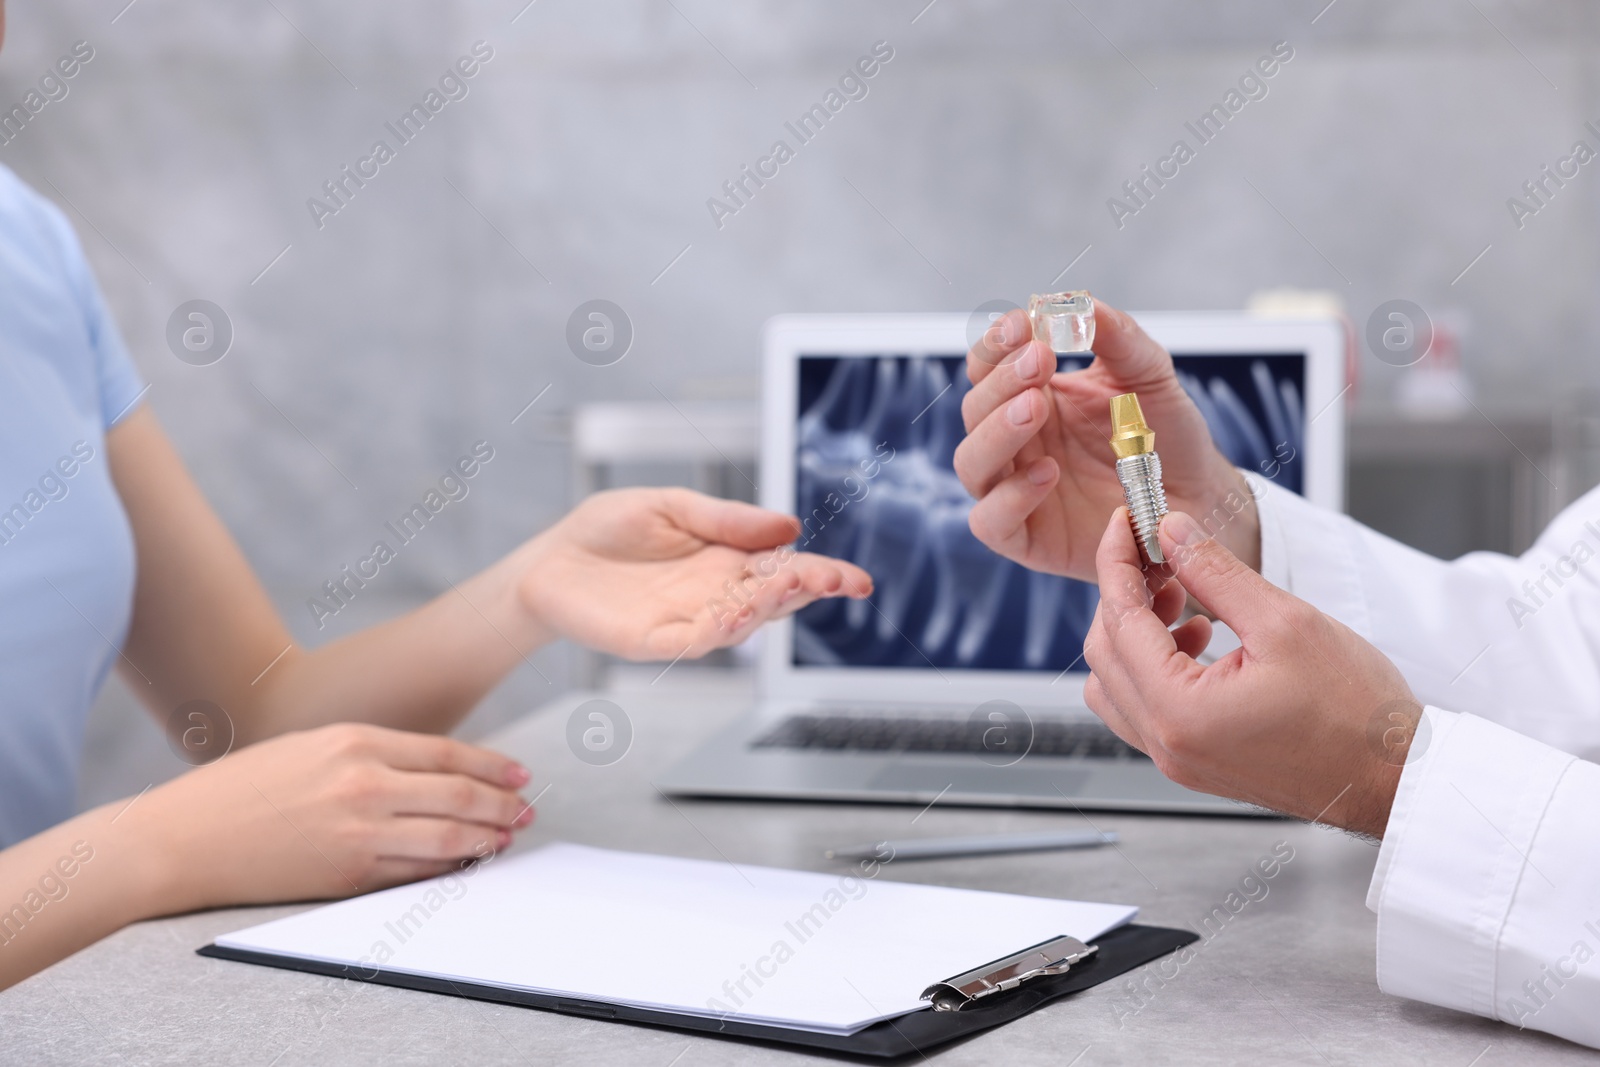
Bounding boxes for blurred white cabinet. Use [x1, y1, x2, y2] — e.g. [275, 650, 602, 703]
[571, 401, 759, 502]
[1346, 411, 1562, 558]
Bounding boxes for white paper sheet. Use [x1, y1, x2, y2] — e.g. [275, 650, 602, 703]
[215, 842, 1137, 1035]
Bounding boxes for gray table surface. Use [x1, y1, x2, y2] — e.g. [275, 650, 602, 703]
[4, 684, 1588, 1066]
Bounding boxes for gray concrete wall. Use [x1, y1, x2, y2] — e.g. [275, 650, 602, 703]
[0, 1, 1593, 805]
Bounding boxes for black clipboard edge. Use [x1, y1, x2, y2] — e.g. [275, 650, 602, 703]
[197, 922, 1197, 1060]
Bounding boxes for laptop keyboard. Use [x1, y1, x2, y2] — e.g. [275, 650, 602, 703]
[752, 712, 1149, 761]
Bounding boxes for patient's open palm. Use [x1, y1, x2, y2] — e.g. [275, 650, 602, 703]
[518, 488, 871, 660]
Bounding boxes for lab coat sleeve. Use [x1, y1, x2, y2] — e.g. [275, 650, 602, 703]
[1368, 706, 1600, 1050]
[1252, 474, 1600, 754]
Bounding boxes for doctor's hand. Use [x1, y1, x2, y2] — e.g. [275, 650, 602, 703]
[953, 297, 1259, 583]
[1082, 508, 1420, 838]
[514, 488, 872, 661]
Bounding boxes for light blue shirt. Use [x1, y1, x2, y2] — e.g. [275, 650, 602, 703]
[0, 164, 143, 847]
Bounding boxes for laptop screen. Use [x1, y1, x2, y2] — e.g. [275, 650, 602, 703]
[791, 352, 1306, 672]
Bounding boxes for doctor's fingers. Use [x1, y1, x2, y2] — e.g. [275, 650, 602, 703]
[966, 308, 1032, 386]
[1144, 573, 1213, 656]
[961, 336, 1053, 433]
[1149, 570, 1189, 628]
[1092, 510, 1213, 691]
[1083, 603, 1199, 761]
[965, 459, 1059, 557]
[1081, 664, 1148, 754]
[1094, 510, 1180, 649]
[1083, 587, 1210, 725]
[953, 389, 1049, 497]
[1081, 299, 1182, 394]
[1156, 511, 1288, 646]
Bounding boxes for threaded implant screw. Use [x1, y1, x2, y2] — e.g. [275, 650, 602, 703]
[1116, 452, 1168, 565]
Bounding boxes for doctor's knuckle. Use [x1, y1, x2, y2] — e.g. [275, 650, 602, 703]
[1151, 748, 1197, 788]
[1184, 542, 1229, 579]
[951, 445, 975, 486]
[1082, 628, 1106, 667]
[968, 505, 1004, 545]
[1278, 598, 1324, 638]
[1160, 722, 1218, 785]
[959, 389, 979, 426]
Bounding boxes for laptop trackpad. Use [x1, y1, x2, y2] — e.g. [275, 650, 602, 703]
[868, 761, 1089, 799]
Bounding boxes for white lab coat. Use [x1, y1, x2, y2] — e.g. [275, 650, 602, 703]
[1254, 476, 1600, 1049]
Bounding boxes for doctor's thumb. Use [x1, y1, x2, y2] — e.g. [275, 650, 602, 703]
[1158, 511, 1278, 639]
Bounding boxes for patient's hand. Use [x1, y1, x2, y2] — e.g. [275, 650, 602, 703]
[953, 298, 1260, 583]
[128, 723, 533, 912]
[1082, 508, 1418, 837]
[516, 488, 872, 660]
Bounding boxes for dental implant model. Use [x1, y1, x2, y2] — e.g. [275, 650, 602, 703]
[1028, 290, 1095, 353]
[1108, 392, 1168, 566]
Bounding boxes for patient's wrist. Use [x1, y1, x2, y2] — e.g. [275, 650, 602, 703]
[504, 536, 561, 650]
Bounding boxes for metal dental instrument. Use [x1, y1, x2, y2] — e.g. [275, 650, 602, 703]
[1109, 392, 1169, 566]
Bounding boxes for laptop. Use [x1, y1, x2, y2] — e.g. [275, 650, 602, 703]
[656, 311, 1347, 814]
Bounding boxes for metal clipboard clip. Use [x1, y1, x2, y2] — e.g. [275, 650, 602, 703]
[920, 935, 1098, 1012]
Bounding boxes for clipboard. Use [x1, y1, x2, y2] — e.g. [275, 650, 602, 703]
[199, 922, 1194, 1059]
[197, 843, 1196, 1059]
